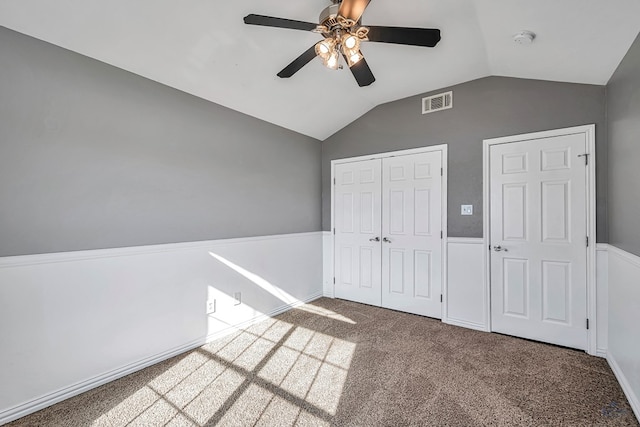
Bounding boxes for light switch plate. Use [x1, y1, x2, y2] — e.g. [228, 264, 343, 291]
[461, 205, 473, 215]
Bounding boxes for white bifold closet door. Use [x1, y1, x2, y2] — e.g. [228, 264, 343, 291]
[489, 133, 588, 350]
[334, 151, 443, 318]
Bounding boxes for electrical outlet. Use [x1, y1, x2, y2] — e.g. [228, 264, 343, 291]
[206, 299, 216, 314]
[234, 292, 242, 306]
[461, 205, 473, 215]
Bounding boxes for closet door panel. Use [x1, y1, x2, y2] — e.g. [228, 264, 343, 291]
[381, 152, 443, 318]
[334, 160, 382, 306]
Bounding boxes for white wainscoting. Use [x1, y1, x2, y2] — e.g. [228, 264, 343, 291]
[606, 244, 640, 422]
[596, 244, 609, 357]
[444, 238, 488, 331]
[0, 232, 323, 426]
[322, 231, 334, 297]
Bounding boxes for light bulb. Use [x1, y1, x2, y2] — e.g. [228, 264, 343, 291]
[344, 35, 358, 49]
[325, 50, 339, 70]
[315, 38, 335, 59]
[349, 52, 362, 65]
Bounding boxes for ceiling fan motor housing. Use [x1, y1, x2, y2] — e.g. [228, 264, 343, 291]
[319, 4, 341, 29]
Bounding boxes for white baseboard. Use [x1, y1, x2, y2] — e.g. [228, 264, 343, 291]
[0, 291, 323, 426]
[446, 237, 484, 245]
[607, 352, 640, 422]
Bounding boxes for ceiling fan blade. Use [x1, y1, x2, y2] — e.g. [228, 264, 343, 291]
[366, 26, 441, 47]
[244, 14, 317, 31]
[345, 53, 375, 87]
[277, 45, 318, 78]
[338, 0, 371, 23]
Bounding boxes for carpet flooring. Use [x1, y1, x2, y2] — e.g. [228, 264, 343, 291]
[6, 298, 638, 426]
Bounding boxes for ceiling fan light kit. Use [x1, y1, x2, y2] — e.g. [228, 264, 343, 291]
[243, 0, 442, 87]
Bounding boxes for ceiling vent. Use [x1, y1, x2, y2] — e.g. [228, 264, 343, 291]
[422, 91, 453, 114]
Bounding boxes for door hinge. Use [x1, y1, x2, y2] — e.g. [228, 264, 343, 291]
[586, 318, 590, 330]
[333, 228, 336, 235]
[586, 236, 589, 247]
[441, 168, 443, 176]
[440, 294, 443, 303]
[333, 277, 335, 284]
[440, 231, 443, 239]
[333, 178, 336, 185]
[578, 153, 589, 166]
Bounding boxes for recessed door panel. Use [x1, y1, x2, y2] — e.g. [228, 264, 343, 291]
[414, 163, 431, 179]
[341, 193, 354, 233]
[340, 246, 353, 286]
[360, 192, 374, 234]
[502, 153, 528, 174]
[542, 261, 571, 324]
[502, 184, 527, 241]
[389, 190, 405, 234]
[414, 250, 431, 299]
[389, 249, 405, 294]
[359, 247, 373, 289]
[541, 148, 570, 171]
[389, 166, 405, 181]
[414, 189, 431, 236]
[360, 168, 375, 183]
[503, 258, 528, 318]
[542, 181, 570, 243]
[341, 171, 354, 185]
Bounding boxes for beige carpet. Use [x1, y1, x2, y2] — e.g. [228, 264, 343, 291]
[7, 298, 638, 426]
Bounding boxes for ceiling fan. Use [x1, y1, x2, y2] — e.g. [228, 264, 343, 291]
[243, 0, 441, 87]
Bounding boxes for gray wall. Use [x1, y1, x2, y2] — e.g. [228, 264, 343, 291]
[607, 32, 640, 257]
[0, 27, 322, 257]
[322, 76, 607, 240]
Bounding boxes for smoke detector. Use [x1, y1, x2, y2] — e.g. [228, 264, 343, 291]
[513, 31, 536, 45]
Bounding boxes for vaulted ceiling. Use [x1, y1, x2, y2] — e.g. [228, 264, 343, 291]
[1, 0, 639, 140]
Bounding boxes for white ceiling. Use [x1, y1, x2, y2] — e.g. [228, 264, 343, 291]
[1, 0, 639, 140]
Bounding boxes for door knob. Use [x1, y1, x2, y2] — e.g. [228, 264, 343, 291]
[493, 245, 508, 252]
[369, 237, 380, 242]
[383, 237, 392, 243]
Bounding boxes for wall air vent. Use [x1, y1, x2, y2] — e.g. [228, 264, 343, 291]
[422, 91, 453, 114]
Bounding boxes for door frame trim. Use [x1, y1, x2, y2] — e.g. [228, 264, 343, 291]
[330, 144, 449, 319]
[482, 125, 597, 355]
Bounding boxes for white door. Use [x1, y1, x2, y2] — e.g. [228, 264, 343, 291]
[381, 152, 443, 318]
[334, 159, 382, 306]
[333, 150, 444, 318]
[489, 133, 588, 350]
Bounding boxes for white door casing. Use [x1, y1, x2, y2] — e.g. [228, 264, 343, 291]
[485, 126, 596, 351]
[332, 145, 448, 318]
[382, 152, 443, 318]
[334, 159, 383, 306]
